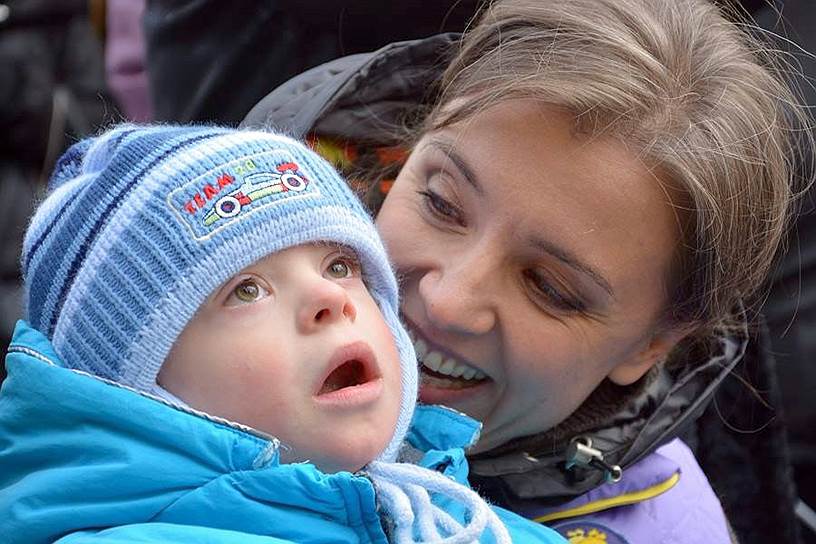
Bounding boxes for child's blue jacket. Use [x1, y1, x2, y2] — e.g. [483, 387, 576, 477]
[0, 322, 565, 543]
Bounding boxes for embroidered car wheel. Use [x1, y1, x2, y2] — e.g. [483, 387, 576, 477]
[214, 195, 242, 218]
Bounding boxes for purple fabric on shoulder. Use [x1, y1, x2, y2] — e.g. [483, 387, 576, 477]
[531, 439, 731, 544]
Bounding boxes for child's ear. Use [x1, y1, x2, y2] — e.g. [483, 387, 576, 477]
[607, 324, 696, 386]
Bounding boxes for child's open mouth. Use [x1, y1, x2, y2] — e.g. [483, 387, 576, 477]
[319, 359, 367, 394]
[314, 341, 383, 405]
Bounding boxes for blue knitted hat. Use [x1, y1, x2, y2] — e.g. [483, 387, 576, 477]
[22, 124, 417, 463]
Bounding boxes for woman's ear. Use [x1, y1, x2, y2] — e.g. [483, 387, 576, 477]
[607, 325, 695, 386]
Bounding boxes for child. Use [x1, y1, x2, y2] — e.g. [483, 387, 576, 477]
[0, 125, 566, 543]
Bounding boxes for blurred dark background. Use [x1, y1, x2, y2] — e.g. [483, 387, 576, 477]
[0, 0, 814, 541]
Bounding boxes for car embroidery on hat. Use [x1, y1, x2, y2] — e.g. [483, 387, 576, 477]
[202, 163, 309, 226]
[551, 521, 630, 544]
[168, 150, 320, 240]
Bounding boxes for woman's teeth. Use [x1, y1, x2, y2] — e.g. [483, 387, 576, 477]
[411, 336, 486, 381]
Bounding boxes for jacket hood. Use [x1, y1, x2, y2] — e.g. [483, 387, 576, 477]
[241, 33, 458, 140]
[241, 34, 750, 502]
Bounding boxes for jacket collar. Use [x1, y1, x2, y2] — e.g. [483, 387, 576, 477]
[466, 324, 747, 500]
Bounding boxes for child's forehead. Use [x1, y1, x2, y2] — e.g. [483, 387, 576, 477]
[236, 242, 358, 273]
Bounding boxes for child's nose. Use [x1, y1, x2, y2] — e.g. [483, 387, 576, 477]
[296, 278, 357, 333]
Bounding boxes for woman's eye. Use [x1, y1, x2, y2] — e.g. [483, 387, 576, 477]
[524, 270, 585, 313]
[325, 256, 359, 279]
[229, 279, 268, 304]
[417, 189, 466, 227]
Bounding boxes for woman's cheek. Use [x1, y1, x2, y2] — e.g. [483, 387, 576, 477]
[508, 329, 602, 412]
[377, 200, 431, 266]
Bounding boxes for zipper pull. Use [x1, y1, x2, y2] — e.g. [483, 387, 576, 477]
[565, 437, 623, 483]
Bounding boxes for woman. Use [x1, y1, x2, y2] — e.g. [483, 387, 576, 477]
[242, 0, 810, 541]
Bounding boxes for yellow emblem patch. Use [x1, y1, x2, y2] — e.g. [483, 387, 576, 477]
[552, 521, 630, 544]
[566, 527, 608, 543]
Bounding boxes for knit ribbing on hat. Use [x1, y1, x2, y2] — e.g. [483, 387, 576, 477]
[21, 124, 415, 464]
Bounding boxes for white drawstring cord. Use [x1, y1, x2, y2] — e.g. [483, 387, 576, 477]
[403, 481, 486, 540]
[403, 482, 449, 540]
[376, 477, 420, 543]
[368, 461, 512, 544]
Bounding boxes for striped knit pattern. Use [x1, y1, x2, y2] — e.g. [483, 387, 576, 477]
[21, 124, 417, 464]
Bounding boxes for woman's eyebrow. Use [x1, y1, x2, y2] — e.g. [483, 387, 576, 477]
[425, 138, 485, 196]
[426, 137, 613, 299]
[530, 237, 614, 299]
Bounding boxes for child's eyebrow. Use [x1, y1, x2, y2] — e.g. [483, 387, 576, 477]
[314, 241, 361, 258]
[314, 240, 351, 250]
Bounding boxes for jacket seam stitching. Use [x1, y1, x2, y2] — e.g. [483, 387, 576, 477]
[7, 345, 57, 366]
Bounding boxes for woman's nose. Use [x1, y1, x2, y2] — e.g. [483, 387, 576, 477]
[417, 251, 497, 335]
[297, 278, 357, 333]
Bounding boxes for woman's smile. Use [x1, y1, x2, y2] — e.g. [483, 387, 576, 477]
[403, 318, 490, 392]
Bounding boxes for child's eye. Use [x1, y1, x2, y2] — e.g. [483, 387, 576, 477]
[229, 279, 269, 304]
[325, 255, 359, 279]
